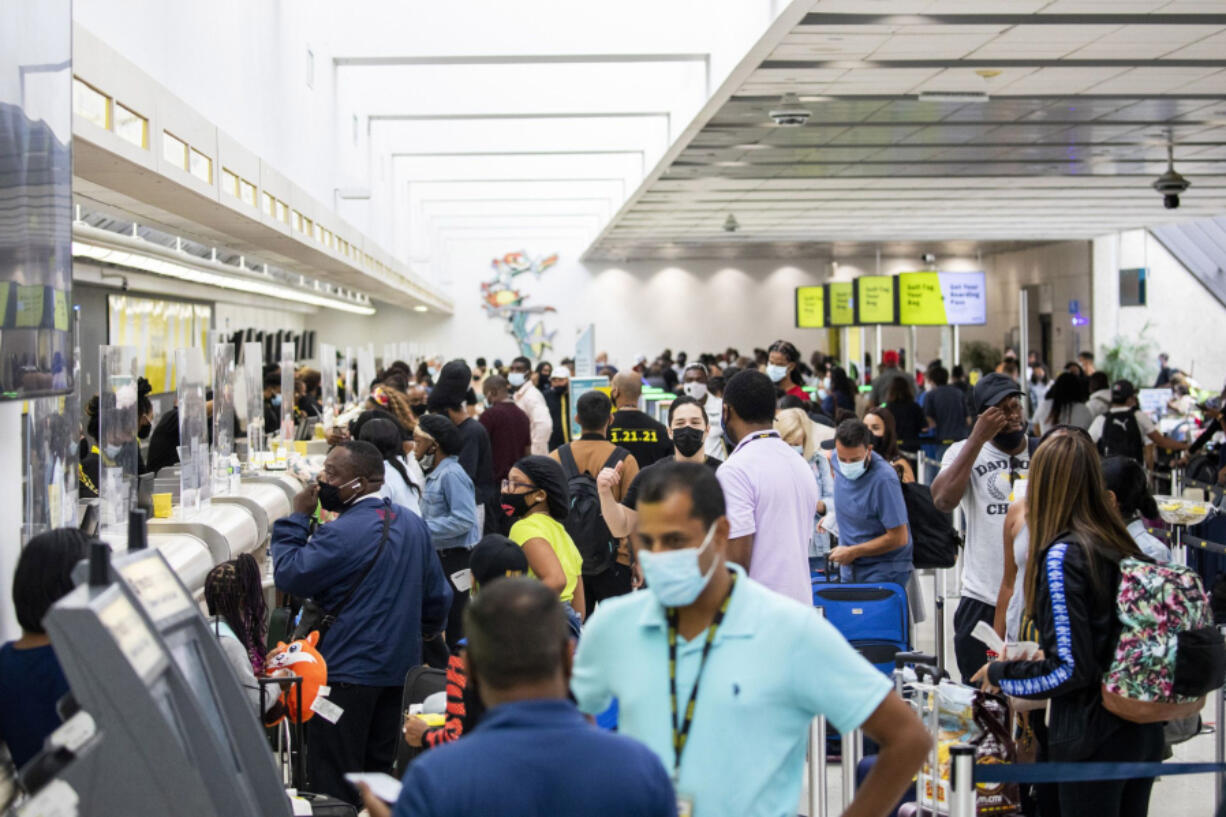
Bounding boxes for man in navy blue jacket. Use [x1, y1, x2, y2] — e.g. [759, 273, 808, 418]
[273, 440, 452, 805]
[358, 578, 675, 817]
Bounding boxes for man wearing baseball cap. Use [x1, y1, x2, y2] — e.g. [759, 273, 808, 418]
[930, 373, 1031, 682]
[1088, 379, 1188, 463]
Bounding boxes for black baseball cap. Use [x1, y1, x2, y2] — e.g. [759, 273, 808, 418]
[973, 372, 1025, 413]
[1111, 379, 1136, 404]
[470, 534, 529, 587]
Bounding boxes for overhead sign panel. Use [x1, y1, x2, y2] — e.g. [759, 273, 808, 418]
[855, 276, 896, 325]
[795, 286, 825, 328]
[828, 282, 854, 326]
[898, 271, 986, 325]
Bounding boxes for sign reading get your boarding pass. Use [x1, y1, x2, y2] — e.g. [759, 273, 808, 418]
[897, 271, 986, 326]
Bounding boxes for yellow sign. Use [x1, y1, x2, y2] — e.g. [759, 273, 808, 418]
[828, 282, 854, 326]
[15, 285, 45, 328]
[0, 282, 10, 327]
[898, 272, 947, 325]
[795, 286, 825, 328]
[53, 289, 69, 331]
[856, 276, 896, 324]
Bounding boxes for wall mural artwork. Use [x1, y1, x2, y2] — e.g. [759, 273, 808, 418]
[481, 251, 559, 360]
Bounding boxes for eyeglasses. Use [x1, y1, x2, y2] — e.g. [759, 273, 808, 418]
[501, 479, 537, 493]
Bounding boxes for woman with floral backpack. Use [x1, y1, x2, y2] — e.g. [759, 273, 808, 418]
[971, 431, 1160, 817]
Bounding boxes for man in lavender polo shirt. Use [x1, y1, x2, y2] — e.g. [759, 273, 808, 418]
[716, 370, 818, 605]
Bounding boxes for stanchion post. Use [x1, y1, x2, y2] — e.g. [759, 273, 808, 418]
[1217, 626, 1225, 815]
[841, 729, 859, 811]
[934, 570, 946, 675]
[809, 716, 827, 817]
[949, 744, 975, 817]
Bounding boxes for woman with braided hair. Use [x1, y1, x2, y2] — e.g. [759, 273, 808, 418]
[204, 554, 274, 715]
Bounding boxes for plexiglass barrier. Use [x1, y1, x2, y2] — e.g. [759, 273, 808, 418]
[175, 347, 209, 516]
[211, 341, 236, 494]
[279, 341, 295, 444]
[357, 344, 375, 407]
[243, 341, 265, 467]
[342, 346, 353, 407]
[98, 345, 140, 540]
[319, 342, 337, 429]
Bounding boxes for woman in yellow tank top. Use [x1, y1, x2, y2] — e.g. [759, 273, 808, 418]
[500, 455, 586, 637]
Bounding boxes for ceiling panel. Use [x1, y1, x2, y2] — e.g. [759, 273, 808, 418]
[586, 5, 1226, 260]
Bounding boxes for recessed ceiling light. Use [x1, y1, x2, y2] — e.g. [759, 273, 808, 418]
[413, 305, 428, 313]
[715, 161, 748, 167]
[736, 143, 772, 150]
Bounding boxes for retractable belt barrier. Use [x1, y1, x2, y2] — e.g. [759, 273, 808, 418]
[973, 760, 1226, 784]
[947, 746, 1226, 817]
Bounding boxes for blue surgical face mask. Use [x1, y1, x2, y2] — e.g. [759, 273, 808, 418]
[838, 454, 870, 481]
[766, 364, 789, 383]
[271, 394, 282, 408]
[638, 521, 719, 608]
[103, 443, 123, 460]
[790, 444, 805, 456]
[508, 371, 526, 388]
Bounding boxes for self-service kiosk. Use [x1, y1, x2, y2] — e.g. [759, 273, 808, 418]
[102, 532, 290, 817]
[26, 532, 293, 817]
[36, 543, 239, 817]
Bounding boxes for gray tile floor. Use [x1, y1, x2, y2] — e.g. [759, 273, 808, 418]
[798, 572, 1224, 817]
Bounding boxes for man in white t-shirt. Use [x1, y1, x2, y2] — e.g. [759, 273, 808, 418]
[931, 373, 1030, 683]
[1088, 379, 1187, 463]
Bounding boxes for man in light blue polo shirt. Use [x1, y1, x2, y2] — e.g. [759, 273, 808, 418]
[571, 462, 930, 817]
[826, 418, 913, 588]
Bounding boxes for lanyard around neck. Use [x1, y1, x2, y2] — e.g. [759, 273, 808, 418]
[666, 570, 737, 776]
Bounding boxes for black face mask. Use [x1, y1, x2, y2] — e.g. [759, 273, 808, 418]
[500, 491, 531, 520]
[869, 433, 886, 452]
[410, 403, 427, 417]
[318, 479, 357, 513]
[721, 409, 738, 448]
[673, 426, 704, 458]
[138, 423, 152, 440]
[993, 429, 1027, 451]
[553, 385, 568, 396]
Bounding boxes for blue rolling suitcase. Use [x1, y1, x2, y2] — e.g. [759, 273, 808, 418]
[812, 580, 910, 675]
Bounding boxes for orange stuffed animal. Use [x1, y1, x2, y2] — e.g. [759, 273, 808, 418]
[264, 630, 328, 724]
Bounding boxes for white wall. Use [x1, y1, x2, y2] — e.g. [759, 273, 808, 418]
[214, 303, 307, 337]
[307, 238, 1091, 376]
[1093, 229, 1226, 389]
[73, 0, 341, 205]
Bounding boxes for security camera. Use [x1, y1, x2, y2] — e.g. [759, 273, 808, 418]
[769, 93, 810, 127]
[1153, 146, 1190, 210]
[921, 252, 937, 265]
[723, 214, 739, 233]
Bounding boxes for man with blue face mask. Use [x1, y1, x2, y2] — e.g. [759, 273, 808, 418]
[826, 418, 913, 589]
[572, 461, 930, 817]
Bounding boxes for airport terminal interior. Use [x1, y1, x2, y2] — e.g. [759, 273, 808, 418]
[4, 1, 1226, 815]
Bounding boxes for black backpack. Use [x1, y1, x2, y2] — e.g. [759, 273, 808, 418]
[557, 445, 628, 576]
[902, 482, 961, 569]
[1098, 409, 1145, 462]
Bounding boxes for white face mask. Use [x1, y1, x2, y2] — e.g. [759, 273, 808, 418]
[508, 371, 526, 388]
[637, 522, 720, 608]
[766, 364, 789, 383]
[838, 455, 870, 481]
[683, 382, 708, 400]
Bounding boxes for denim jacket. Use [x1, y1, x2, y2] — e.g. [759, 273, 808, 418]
[422, 455, 480, 550]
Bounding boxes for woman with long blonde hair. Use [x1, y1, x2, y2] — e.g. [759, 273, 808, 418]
[973, 431, 1157, 817]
